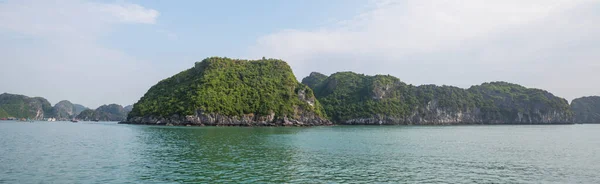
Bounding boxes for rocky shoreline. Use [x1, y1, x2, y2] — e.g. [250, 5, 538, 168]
[120, 111, 332, 127]
[341, 109, 573, 125]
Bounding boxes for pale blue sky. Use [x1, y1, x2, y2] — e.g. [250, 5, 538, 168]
[102, 0, 365, 63]
[1, 0, 599, 108]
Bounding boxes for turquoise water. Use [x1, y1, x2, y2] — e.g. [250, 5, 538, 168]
[1, 121, 599, 183]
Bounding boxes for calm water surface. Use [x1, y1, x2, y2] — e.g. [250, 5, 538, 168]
[1, 121, 599, 183]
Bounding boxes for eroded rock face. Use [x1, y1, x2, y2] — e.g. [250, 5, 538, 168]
[122, 85, 331, 126]
[571, 96, 600, 123]
[121, 110, 331, 126]
[52, 100, 78, 121]
[343, 106, 572, 125]
[342, 98, 572, 125]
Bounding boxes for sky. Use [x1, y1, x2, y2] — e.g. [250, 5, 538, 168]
[1, 0, 599, 108]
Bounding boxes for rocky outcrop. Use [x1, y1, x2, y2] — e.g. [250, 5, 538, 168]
[343, 101, 572, 125]
[76, 104, 129, 121]
[122, 84, 331, 126]
[122, 109, 331, 126]
[51, 100, 89, 121]
[571, 96, 600, 123]
[303, 72, 573, 125]
[0, 93, 53, 120]
[122, 57, 331, 126]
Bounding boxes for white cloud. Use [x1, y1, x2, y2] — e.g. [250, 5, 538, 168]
[0, 0, 158, 38]
[97, 2, 159, 24]
[249, 0, 600, 101]
[0, 0, 163, 108]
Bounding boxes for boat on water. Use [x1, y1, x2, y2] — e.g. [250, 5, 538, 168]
[71, 119, 78, 123]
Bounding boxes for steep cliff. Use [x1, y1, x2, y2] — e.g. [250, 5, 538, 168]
[571, 96, 600, 123]
[76, 104, 129, 121]
[51, 100, 89, 120]
[0, 93, 53, 120]
[123, 57, 330, 126]
[303, 72, 572, 125]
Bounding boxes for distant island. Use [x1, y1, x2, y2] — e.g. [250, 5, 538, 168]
[2, 57, 599, 125]
[0, 93, 130, 121]
[119, 57, 598, 126]
[76, 104, 131, 122]
[571, 96, 600, 123]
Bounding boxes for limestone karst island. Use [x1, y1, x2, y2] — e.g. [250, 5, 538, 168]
[3, 0, 600, 183]
[2, 57, 599, 126]
[86, 57, 600, 126]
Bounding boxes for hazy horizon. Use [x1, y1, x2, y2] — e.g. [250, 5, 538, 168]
[1, 0, 599, 108]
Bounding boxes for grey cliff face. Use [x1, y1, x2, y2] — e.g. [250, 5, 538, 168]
[343, 99, 572, 125]
[52, 100, 76, 120]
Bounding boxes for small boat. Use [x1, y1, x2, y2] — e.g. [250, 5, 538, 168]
[92, 119, 100, 122]
[71, 119, 78, 123]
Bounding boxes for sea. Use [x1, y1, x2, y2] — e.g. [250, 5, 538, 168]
[1, 121, 599, 183]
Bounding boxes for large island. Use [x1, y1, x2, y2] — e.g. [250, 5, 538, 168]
[302, 72, 573, 125]
[121, 57, 331, 126]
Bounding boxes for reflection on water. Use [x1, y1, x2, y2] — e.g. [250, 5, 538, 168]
[1, 121, 600, 183]
[132, 126, 305, 183]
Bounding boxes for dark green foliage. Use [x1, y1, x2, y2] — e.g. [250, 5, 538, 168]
[571, 96, 600, 123]
[0, 93, 53, 119]
[0, 108, 8, 118]
[304, 72, 571, 123]
[76, 104, 128, 121]
[129, 57, 326, 119]
[308, 72, 420, 122]
[301, 72, 328, 89]
[467, 82, 571, 120]
[77, 109, 95, 120]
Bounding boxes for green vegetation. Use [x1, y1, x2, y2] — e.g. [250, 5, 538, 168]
[76, 109, 95, 120]
[571, 96, 600, 123]
[52, 100, 79, 120]
[0, 108, 9, 118]
[76, 104, 129, 121]
[468, 82, 571, 120]
[0, 93, 53, 119]
[129, 57, 326, 120]
[301, 72, 328, 89]
[303, 72, 572, 123]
